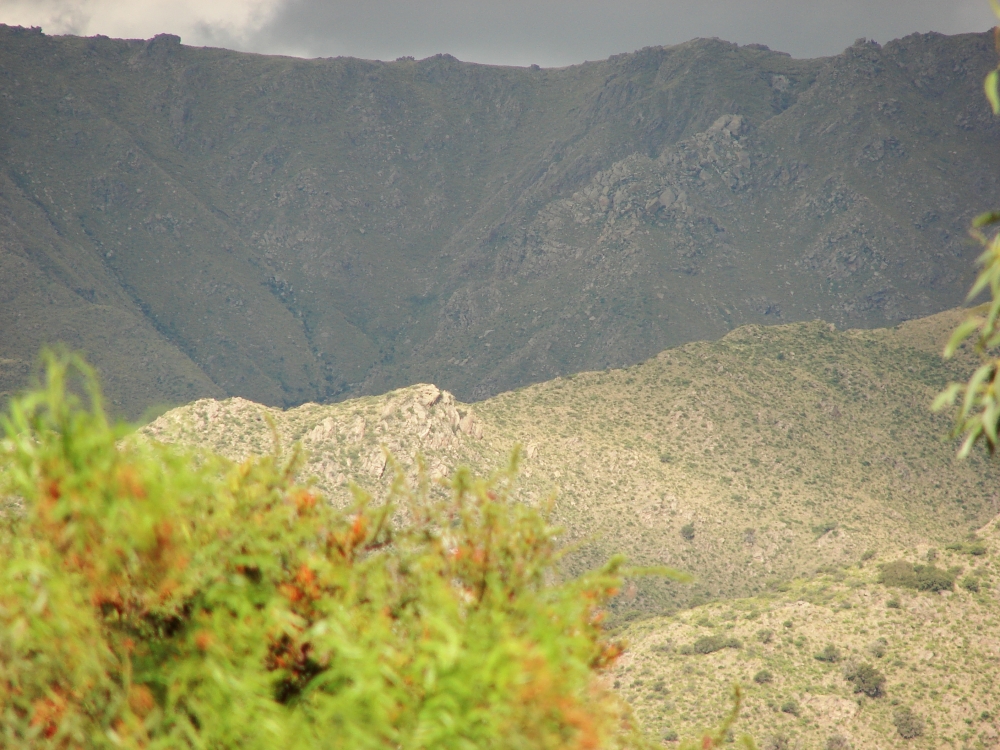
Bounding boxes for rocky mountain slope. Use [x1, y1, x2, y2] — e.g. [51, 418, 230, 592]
[143, 308, 997, 616]
[2, 26, 999, 416]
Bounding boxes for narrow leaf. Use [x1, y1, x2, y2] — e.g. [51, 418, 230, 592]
[987, 69, 1000, 115]
[944, 319, 980, 357]
[973, 210, 1000, 229]
[932, 384, 961, 412]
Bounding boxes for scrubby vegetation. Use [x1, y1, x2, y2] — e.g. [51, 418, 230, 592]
[892, 707, 925, 739]
[843, 662, 886, 698]
[145, 310, 998, 619]
[0, 354, 649, 749]
[688, 635, 741, 655]
[877, 560, 958, 592]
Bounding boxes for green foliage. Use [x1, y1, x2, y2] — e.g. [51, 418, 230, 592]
[967, 541, 987, 555]
[680, 523, 695, 541]
[843, 662, 886, 698]
[811, 521, 838, 538]
[0, 353, 641, 749]
[778, 700, 799, 717]
[960, 574, 981, 592]
[935, 12, 1000, 456]
[825, 734, 850, 750]
[866, 638, 888, 659]
[877, 561, 957, 592]
[752, 670, 773, 685]
[813, 644, 841, 663]
[944, 539, 988, 556]
[755, 628, 774, 644]
[892, 707, 925, 739]
[691, 635, 741, 655]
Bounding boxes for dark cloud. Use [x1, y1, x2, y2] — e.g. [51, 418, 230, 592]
[240, 0, 997, 64]
[1, 0, 996, 64]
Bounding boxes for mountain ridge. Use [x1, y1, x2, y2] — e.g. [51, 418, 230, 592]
[142, 308, 996, 615]
[2, 26, 998, 415]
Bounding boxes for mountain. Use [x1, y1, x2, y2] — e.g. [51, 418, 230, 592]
[141, 307, 1000, 745]
[140, 307, 1000, 745]
[2, 25, 999, 416]
[142, 308, 997, 616]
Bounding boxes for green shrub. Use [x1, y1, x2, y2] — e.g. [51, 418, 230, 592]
[825, 734, 850, 750]
[960, 575, 981, 592]
[878, 560, 957, 591]
[663, 728, 679, 741]
[945, 539, 987, 555]
[756, 628, 774, 644]
[844, 662, 886, 697]
[814, 644, 841, 663]
[753, 670, 773, 684]
[812, 521, 838, 538]
[779, 699, 799, 716]
[0, 354, 641, 750]
[680, 523, 695, 541]
[866, 638, 888, 659]
[691, 635, 741, 654]
[892, 707, 925, 739]
[886, 597, 902, 609]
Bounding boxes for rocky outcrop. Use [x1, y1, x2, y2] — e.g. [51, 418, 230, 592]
[142, 383, 484, 501]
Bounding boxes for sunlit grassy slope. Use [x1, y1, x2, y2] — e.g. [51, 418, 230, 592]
[145, 308, 994, 617]
[615, 519, 1000, 748]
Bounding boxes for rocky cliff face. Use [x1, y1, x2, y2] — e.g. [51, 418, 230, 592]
[1, 27, 997, 414]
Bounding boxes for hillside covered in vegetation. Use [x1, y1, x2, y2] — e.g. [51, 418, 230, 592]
[144, 309, 995, 612]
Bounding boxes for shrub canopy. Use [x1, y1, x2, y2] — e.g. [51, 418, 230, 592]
[877, 561, 957, 592]
[0, 353, 641, 749]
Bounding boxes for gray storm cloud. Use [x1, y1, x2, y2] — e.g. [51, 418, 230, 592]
[0, 0, 996, 64]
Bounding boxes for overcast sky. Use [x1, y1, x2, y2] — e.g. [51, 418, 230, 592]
[1, 0, 996, 66]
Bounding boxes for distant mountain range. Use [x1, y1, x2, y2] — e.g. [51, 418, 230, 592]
[1, 25, 998, 416]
